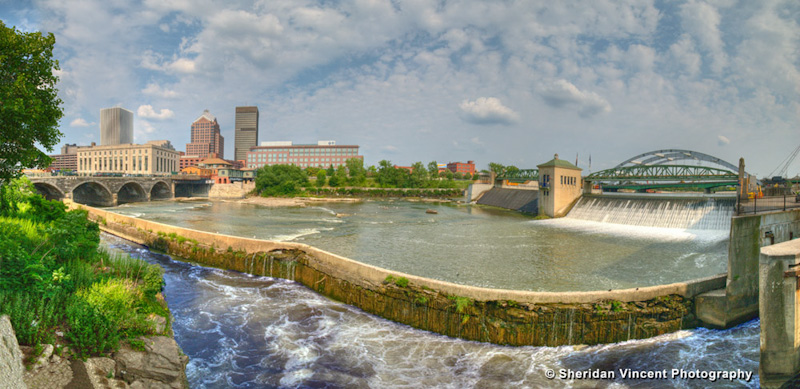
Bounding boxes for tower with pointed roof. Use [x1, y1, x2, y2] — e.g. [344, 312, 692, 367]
[537, 153, 583, 217]
[186, 109, 224, 159]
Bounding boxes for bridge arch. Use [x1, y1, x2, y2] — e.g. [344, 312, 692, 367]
[118, 182, 148, 204]
[150, 181, 172, 200]
[32, 182, 65, 201]
[614, 149, 740, 174]
[72, 181, 114, 207]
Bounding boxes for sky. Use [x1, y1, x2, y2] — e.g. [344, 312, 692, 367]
[1, 0, 798, 176]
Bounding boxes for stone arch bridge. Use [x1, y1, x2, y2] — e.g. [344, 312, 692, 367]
[26, 176, 210, 207]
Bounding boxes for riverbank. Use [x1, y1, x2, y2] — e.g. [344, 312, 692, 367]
[78, 203, 727, 347]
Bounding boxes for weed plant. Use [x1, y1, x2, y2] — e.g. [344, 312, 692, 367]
[0, 177, 170, 360]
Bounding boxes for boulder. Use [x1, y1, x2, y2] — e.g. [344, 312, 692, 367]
[114, 337, 188, 389]
[0, 315, 26, 388]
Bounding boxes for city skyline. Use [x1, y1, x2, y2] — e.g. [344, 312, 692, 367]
[1, 0, 798, 176]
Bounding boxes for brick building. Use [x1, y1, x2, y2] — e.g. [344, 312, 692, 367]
[186, 110, 224, 159]
[246, 141, 362, 169]
[447, 160, 476, 175]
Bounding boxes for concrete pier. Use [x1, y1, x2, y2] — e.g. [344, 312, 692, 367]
[759, 238, 800, 388]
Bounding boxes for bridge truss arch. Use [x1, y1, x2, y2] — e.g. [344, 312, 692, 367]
[614, 149, 741, 174]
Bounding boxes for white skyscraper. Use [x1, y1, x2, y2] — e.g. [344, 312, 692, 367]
[100, 107, 134, 145]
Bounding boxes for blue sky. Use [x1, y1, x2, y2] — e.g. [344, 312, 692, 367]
[1, 0, 798, 176]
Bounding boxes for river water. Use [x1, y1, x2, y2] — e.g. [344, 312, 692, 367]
[108, 199, 729, 291]
[102, 233, 758, 388]
[99, 198, 759, 388]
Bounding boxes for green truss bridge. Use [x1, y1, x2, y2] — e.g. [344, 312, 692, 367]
[496, 169, 539, 183]
[586, 165, 739, 191]
[494, 149, 749, 191]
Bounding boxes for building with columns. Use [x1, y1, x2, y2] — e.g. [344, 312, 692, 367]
[76, 143, 179, 176]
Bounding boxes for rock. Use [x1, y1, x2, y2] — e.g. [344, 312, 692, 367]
[114, 337, 188, 389]
[85, 357, 128, 388]
[147, 314, 167, 335]
[35, 344, 54, 367]
[0, 315, 26, 388]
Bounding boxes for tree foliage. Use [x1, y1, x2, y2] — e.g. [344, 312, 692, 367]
[0, 22, 64, 182]
[345, 158, 366, 186]
[255, 164, 308, 196]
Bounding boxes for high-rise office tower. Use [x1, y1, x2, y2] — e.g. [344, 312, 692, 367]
[100, 107, 134, 145]
[234, 106, 259, 161]
[186, 109, 224, 159]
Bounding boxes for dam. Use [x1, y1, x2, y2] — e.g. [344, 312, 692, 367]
[106, 198, 731, 292]
[566, 193, 736, 230]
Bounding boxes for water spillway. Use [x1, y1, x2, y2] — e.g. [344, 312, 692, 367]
[566, 194, 735, 230]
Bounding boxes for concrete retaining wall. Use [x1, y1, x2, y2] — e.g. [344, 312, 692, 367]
[475, 187, 539, 214]
[79, 204, 726, 346]
[697, 208, 800, 329]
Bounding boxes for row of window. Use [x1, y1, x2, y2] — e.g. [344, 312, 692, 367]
[248, 161, 348, 169]
[78, 156, 177, 173]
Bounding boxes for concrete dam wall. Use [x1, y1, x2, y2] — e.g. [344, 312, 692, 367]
[475, 188, 538, 214]
[77, 204, 726, 347]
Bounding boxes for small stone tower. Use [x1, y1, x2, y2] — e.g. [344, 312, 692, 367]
[537, 153, 583, 218]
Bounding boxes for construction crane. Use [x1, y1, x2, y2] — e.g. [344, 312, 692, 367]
[767, 143, 800, 180]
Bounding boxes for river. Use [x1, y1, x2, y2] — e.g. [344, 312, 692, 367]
[98, 198, 758, 387]
[102, 233, 758, 388]
[108, 199, 729, 292]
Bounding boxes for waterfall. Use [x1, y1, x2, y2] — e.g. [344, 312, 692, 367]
[566, 195, 735, 230]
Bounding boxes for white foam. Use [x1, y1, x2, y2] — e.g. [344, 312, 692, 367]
[534, 218, 729, 244]
[271, 227, 333, 242]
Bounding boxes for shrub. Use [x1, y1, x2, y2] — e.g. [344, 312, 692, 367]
[395, 277, 409, 288]
[45, 210, 100, 263]
[65, 297, 119, 359]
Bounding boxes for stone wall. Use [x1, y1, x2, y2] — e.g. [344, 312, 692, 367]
[208, 182, 255, 199]
[79, 204, 726, 347]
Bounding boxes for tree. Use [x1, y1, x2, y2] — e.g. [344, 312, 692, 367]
[0, 22, 64, 182]
[463, 172, 472, 180]
[408, 162, 427, 188]
[345, 157, 366, 186]
[315, 170, 327, 188]
[488, 162, 506, 177]
[427, 161, 439, 180]
[255, 165, 308, 196]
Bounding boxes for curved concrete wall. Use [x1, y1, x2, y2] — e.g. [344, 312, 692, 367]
[76, 204, 726, 346]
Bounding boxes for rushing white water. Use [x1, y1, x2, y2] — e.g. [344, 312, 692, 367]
[566, 195, 735, 230]
[102, 234, 759, 388]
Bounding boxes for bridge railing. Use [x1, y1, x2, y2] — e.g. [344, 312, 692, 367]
[737, 193, 800, 215]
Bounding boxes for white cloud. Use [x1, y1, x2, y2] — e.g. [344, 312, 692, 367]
[459, 97, 519, 125]
[680, 1, 728, 74]
[717, 135, 730, 146]
[167, 58, 197, 74]
[70, 118, 93, 127]
[142, 83, 178, 98]
[539, 79, 611, 118]
[137, 105, 175, 120]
